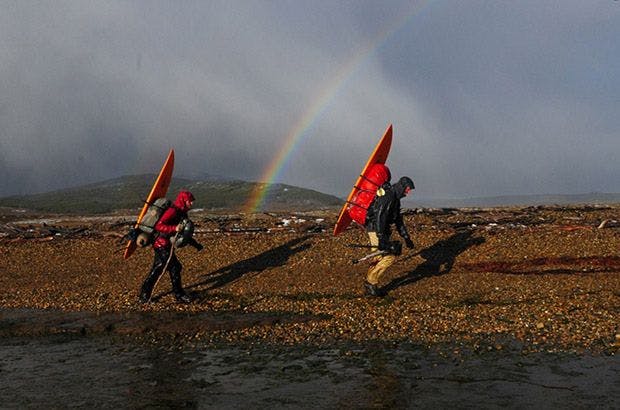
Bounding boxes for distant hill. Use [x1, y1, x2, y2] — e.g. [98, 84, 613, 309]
[0, 175, 343, 214]
[409, 192, 620, 208]
[4, 176, 618, 214]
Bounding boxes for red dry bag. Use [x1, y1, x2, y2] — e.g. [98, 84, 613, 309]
[348, 163, 391, 226]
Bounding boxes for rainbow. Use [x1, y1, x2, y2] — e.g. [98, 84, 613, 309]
[243, 1, 431, 213]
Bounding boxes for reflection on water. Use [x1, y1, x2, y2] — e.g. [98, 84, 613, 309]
[1, 336, 618, 408]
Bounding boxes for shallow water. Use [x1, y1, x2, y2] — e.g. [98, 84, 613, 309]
[1, 335, 618, 409]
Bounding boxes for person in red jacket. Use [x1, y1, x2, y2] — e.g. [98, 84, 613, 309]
[139, 190, 203, 304]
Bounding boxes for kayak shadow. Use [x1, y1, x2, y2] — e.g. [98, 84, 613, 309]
[187, 236, 312, 298]
[382, 229, 485, 295]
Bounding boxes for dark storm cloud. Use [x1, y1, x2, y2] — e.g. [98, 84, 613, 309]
[1, 1, 619, 200]
[374, 0, 620, 198]
[0, 0, 385, 195]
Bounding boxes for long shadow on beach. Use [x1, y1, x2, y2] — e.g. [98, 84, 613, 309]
[186, 236, 312, 298]
[383, 229, 485, 294]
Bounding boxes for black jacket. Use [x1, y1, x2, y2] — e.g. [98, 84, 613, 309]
[365, 182, 411, 245]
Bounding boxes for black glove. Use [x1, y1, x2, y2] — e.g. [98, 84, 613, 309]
[404, 237, 415, 249]
[388, 241, 403, 256]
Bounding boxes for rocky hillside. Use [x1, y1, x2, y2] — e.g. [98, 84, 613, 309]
[0, 175, 342, 214]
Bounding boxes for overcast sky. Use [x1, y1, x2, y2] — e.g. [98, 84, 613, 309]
[1, 0, 619, 200]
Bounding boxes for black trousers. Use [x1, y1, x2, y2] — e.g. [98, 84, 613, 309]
[140, 246, 185, 298]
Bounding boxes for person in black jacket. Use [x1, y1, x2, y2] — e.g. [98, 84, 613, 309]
[364, 176, 415, 296]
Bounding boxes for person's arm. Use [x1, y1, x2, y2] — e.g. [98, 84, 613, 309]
[395, 202, 414, 248]
[154, 208, 178, 235]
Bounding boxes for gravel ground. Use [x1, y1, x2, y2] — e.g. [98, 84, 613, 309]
[1, 206, 619, 354]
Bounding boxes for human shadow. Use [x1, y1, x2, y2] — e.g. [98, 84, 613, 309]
[382, 229, 485, 294]
[185, 236, 312, 299]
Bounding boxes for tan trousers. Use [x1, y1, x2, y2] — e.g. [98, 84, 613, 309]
[366, 232, 396, 285]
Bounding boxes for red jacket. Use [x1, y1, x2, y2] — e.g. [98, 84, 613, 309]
[153, 190, 194, 249]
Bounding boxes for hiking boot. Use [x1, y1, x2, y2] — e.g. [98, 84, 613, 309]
[175, 293, 193, 304]
[364, 281, 383, 297]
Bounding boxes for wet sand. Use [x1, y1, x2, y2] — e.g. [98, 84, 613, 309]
[1, 334, 617, 409]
